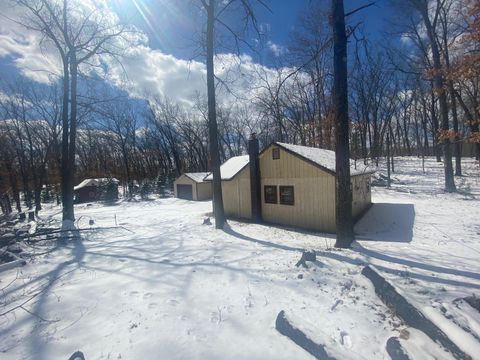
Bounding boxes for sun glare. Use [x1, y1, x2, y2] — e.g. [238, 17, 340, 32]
[109, 0, 187, 50]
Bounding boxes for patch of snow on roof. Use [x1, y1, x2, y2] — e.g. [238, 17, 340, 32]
[185, 172, 210, 183]
[74, 178, 119, 191]
[276, 142, 374, 176]
[205, 155, 250, 180]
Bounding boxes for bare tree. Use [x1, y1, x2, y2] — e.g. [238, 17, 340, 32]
[197, 0, 267, 229]
[13, 0, 135, 221]
[403, 0, 456, 191]
[331, 0, 353, 248]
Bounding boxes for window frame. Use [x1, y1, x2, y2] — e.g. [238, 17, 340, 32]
[264, 185, 278, 204]
[272, 147, 280, 160]
[279, 185, 295, 206]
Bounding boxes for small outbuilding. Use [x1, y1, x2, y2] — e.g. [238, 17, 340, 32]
[74, 178, 119, 203]
[174, 172, 212, 201]
[206, 140, 374, 233]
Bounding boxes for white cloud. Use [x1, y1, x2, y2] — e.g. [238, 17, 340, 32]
[0, 3, 61, 83]
[267, 40, 286, 57]
[0, 0, 298, 112]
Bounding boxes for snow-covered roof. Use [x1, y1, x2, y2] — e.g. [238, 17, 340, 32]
[74, 178, 119, 191]
[274, 142, 374, 176]
[204, 155, 250, 181]
[184, 172, 210, 183]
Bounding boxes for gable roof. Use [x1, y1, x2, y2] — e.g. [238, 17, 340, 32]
[183, 172, 210, 183]
[204, 155, 250, 181]
[74, 178, 119, 191]
[270, 142, 375, 176]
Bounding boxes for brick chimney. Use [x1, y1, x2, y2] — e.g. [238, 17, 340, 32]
[248, 133, 261, 222]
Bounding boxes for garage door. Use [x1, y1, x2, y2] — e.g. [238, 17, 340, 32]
[177, 184, 193, 200]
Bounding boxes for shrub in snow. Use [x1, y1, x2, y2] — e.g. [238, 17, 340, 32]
[41, 188, 53, 203]
[140, 183, 152, 199]
[103, 180, 119, 201]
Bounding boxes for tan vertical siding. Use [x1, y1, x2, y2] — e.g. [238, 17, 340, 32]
[260, 145, 337, 233]
[196, 182, 213, 200]
[222, 166, 251, 219]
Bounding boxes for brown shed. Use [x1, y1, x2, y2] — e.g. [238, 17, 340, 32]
[74, 178, 119, 203]
[174, 172, 212, 201]
[208, 141, 374, 233]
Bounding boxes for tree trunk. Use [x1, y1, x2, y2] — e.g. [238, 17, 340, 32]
[421, 95, 430, 154]
[430, 84, 442, 162]
[34, 183, 42, 214]
[449, 81, 461, 176]
[20, 169, 32, 209]
[8, 167, 21, 213]
[5, 194, 12, 214]
[332, 0, 353, 248]
[387, 133, 391, 187]
[454, 89, 480, 160]
[64, 52, 78, 221]
[422, 5, 455, 192]
[61, 53, 72, 221]
[206, 1, 225, 229]
[441, 20, 462, 176]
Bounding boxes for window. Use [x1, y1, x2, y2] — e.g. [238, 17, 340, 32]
[264, 185, 277, 204]
[279, 186, 294, 205]
[272, 147, 280, 160]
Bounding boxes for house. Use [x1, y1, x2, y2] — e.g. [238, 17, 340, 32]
[174, 172, 212, 200]
[206, 138, 374, 233]
[74, 178, 119, 203]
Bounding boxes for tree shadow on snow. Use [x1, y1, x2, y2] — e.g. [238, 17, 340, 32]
[354, 203, 415, 243]
[223, 226, 305, 253]
[23, 229, 86, 360]
[353, 242, 480, 285]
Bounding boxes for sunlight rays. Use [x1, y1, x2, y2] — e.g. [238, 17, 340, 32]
[110, 0, 188, 52]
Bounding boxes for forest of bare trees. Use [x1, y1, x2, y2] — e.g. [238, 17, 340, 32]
[0, 0, 479, 221]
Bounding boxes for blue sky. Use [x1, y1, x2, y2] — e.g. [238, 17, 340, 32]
[109, 0, 395, 63]
[0, 0, 398, 108]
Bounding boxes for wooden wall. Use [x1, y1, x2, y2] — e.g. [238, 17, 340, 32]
[259, 145, 337, 233]
[196, 182, 212, 200]
[222, 166, 252, 219]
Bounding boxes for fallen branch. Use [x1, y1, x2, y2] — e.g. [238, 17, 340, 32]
[0, 267, 77, 317]
[0, 251, 26, 273]
[19, 305, 59, 323]
[17, 226, 133, 240]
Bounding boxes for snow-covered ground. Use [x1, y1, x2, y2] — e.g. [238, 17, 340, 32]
[0, 157, 479, 359]
[355, 157, 480, 358]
